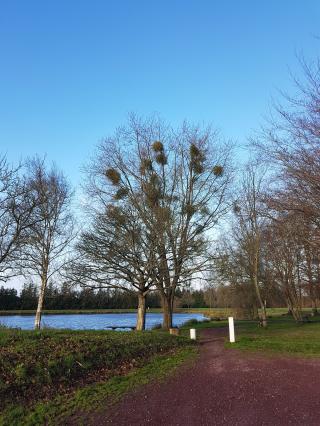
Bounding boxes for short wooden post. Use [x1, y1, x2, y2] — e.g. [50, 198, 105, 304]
[190, 328, 196, 340]
[228, 316, 235, 343]
[169, 327, 180, 336]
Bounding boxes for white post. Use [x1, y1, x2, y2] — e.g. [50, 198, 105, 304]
[190, 328, 196, 340]
[228, 317, 235, 343]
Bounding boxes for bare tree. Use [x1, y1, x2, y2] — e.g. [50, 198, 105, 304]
[233, 164, 268, 326]
[0, 155, 37, 281]
[293, 217, 320, 315]
[213, 233, 262, 320]
[18, 158, 75, 329]
[71, 202, 156, 331]
[251, 55, 320, 317]
[263, 208, 320, 316]
[85, 115, 233, 329]
[262, 214, 303, 321]
[255, 56, 320, 229]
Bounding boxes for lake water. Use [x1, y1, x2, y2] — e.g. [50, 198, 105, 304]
[0, 312, 206, 330]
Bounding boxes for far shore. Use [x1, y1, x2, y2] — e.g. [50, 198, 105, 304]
[0, 308, 209, 316]
[0, 307, 312, 316]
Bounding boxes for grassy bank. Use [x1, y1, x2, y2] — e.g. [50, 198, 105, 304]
[0, 327, 194, 424]
[1, 345, 196, 426]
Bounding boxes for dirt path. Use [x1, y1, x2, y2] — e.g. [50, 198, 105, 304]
[88, 328, 320, 425]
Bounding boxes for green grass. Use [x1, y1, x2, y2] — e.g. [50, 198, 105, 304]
[179, 315, 320, 357]
[0, 327, 193, 415]
[226, 317, 320, 356]
[0, 346, 197, 426]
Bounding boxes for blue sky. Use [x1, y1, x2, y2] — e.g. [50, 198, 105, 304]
[1, 0, 320, 187]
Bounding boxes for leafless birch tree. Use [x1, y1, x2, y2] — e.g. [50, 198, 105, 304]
[18, 158, 75, 329]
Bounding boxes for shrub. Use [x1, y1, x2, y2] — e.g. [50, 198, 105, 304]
[182, 318, 200, 327]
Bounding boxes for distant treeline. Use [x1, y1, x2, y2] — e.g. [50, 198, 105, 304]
[0, 283, 209, 310]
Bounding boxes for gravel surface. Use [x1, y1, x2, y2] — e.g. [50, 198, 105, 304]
[87, 328, 320, 425]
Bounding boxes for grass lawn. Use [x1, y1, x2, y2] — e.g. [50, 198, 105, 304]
[181, 315, 320, 357]
[0, 327, 196, 425]
[229, 317, 320, 356]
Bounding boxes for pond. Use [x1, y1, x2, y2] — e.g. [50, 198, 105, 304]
[0, 312, 206, 330]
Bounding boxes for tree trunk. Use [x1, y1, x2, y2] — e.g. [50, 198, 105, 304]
[286, 294, 302, 322]
[253, 259, 267, 327]
[34, 277, 47, 330]
[161, 294, 173, 330]
[306, 255, 317, 315]
[261, 306, 267, 327]
[255, 289, 267, 327]
[136, 292, 146, 331]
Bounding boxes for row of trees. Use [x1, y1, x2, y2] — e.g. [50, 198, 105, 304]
[0, 284, 212, 310]
[2, 55, 320, 330]
[213, 58, 320, 325]
[0, 118, 232, 330]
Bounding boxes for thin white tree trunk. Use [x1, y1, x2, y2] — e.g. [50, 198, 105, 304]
[34, 276, 47, 330]
[253, 247, 267, 327]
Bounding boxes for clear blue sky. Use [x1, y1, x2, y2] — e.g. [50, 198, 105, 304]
[1, 0, 320, 187]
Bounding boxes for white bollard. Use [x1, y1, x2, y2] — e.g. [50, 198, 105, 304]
[190, 328, 197, 340]
[228, 317, 235, 343]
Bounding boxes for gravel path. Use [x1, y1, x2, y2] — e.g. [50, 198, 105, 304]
[88, 327, 320, 425]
